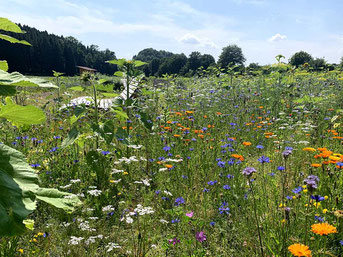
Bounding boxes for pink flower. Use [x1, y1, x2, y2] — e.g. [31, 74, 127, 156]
[195, 231, 206, 242]
[186, 211, 194, 218]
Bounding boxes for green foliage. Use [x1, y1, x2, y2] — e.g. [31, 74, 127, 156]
[0, 97, 45, 127]
[0, 60, 8, 72]
[218, 44, 246, 68]
[0, 69, 57, 89]
[289, 51, 313, 67]
[0, 144, 80, 236]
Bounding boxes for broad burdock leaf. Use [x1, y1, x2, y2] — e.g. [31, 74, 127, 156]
[0, 70, 57, 88]
[0, 97, 45, 127]
[0, 144, 81, 236]
[61, 126, 80, 149]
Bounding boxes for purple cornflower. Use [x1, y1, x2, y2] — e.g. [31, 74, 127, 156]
[304, 175, 319, 190]
[101, 151, 110, 156]
[256, 145, 264, 149]
[223, 185, 231, 190]
[242, 167, 256, 177]
[282, 149, 292, 158]
[195, 231, 207, 242]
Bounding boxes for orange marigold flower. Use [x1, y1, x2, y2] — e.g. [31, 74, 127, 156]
[311, 163, 322, 168]
[317, 147, 327, 152]
[311, 223, 337, 235]
[303, 147, 316, 152]
[231, 154, 244, 161]
[216, 112, 222, 115]
[173, 134, 181, 137]
[165, 164, 173, 169]
[288, 243, 312, 257]
[243, 142, 252, 146]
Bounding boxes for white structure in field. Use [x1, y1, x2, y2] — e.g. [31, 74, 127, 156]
[63, 79, 139, 109]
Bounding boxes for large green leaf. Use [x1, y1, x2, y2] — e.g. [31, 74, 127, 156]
[0, 70, 57, 88]
[61, 126, 80, 149]
[91, 120, 114, 145]
[35, 188, 81, 212]
[0, 144, 81, 236]
[0, 34, 31, 46]
[0, 18, 24, 33]
[0, 60, 8, 72]
[0, 144, 38, 236]
[0, 98, 46, 126]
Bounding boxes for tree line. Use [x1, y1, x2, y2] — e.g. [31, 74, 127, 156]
[0, 24, 117, 75]
[1, 23, 343, 77]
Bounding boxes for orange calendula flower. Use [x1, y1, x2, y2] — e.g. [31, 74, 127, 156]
[242, 142, 252, 146]
[173, 134, 181, 138]
[288, 243, 312, 257]
[311, 223, 337, 235]
[164, 164, 173, 169]
[311, 163, 322, 168]
[231, 154, 244, 161]
[303, 147, 316, 152]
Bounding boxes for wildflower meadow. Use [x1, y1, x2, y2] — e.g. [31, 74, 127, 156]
[1, 17, 343, 257]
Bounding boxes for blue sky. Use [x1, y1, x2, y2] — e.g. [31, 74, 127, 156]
[1, 0, 343, 64]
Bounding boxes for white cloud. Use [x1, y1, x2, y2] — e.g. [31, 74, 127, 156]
[178, 33, 218, 48]
[269, 33, 287, 42]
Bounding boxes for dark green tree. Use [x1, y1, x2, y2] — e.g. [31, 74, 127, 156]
[289, 51, 313, 68]
[218, 45, 246, 68]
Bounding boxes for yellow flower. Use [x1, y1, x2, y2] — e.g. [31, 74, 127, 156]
[303, 189, 308, 193]
[323, 209, 328, 214]
[123, 171, 128, 175]
[324, 196, 328, 200]
[311, 223, 337, 235]
[18, 249, 24, 254]
[288, 243, 312, 257]
[303, 147, 316, 152]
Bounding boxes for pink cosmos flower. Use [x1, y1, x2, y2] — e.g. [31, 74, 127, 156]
[186, 211, 194, 218]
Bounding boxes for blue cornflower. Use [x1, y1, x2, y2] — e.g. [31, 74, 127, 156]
[101, 151, 110, 156]
[256, 145, 264, 149]
[314, 215, 324, 222]
[286, 196, 293, 200]
[182, 175, 188, 179]
[207, 180, 218, 186]
[171, 218, 180, 223]
[258, 156, 270, 163]
[30, 164, 40, 168]
[268, 172, 275, 176]
[217, 161, 226, 168]
[163, 146, 171, 152]
[227, 174, 234, 179]
[219, 202, 230, 214]
[210, 221, 216, 226]
[174, 197, 185, 206]
[203, 188, 210, 193]
[292, 186, 303, 194]
[277, 166, 285, 171]
[223, 185, 231, 190]
[310, 195, 325, 202]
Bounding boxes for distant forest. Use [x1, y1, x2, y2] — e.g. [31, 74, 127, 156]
[0, 24, 117, 75]
[0, 24, 216, 77]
